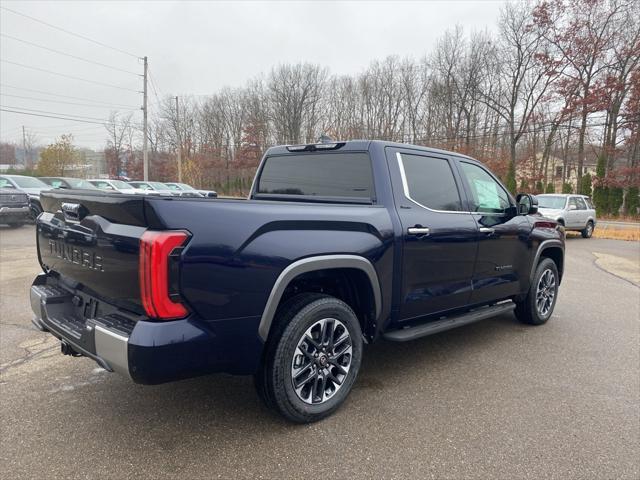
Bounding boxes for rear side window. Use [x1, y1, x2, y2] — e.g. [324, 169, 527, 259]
[257, 153, 374, 200]
[398, 153, 462, 211]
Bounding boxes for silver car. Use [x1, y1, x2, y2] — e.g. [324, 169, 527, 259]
[537, 194, 596, 238]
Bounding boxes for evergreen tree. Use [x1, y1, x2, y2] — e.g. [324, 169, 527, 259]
[505, 162, 517, 194]
[545, 183, 555, 193]
[580, 172, 592, 197]
[609, 187, 624, 216]
[562, 182, 573, 194]
[625, 187, 639, 217]
[592, 154, 608, 214]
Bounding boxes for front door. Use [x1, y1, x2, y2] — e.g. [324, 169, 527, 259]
[565, 196, 582, 228]
[389, 149, 479, 321]
[456, 160, 531, 305]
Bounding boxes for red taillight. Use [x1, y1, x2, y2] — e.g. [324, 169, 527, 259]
[139, 230, 189, 320]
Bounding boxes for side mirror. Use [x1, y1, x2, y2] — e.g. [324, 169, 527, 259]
[516, 193, 538, 215]
[568, 204, 577, 211]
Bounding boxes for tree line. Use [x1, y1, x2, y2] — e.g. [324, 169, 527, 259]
[4, 0, 639, 216]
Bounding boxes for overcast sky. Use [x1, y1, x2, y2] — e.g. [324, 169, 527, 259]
[1, 0, 503, 149]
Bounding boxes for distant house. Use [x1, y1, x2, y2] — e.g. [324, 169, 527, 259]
[517, 152, 598, 193]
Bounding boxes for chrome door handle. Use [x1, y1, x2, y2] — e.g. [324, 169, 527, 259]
[479, 227, 495, 234]
[407, 227, 430, 236]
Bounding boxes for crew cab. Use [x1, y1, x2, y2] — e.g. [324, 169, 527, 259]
[30, 140, 564, 423]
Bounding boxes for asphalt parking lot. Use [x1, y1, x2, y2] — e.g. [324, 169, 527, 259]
[1, 225, 638, 479]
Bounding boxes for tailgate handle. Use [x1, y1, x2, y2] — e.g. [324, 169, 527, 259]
[61, 202, 85, 221]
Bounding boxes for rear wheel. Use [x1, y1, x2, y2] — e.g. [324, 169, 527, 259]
[581, 221, 594, 238]
[515, 258, 559, 325]
[255, 293, 363, 423]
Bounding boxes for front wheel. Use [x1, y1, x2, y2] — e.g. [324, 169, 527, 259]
[515, 258, 559, 325]
[581, 221, 594, 238]
[255, 293, 363, 423]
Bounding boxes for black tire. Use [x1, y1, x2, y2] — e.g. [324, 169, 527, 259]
[581, 221, 594, 238]
[255, 293, 363, 423]
[514, 258, 559, 325]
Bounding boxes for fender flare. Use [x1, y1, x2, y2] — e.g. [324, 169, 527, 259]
[258, 255, 382, 341]
[529, 239, 564, 285]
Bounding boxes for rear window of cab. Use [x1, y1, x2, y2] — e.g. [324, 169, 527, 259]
[256, 153, 374, 201]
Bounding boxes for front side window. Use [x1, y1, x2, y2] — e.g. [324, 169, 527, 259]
[398, 153, 462, 211]
[575, 197, 587, 210]
[257, 153, 374, 200]
[459, 162, 511, 214]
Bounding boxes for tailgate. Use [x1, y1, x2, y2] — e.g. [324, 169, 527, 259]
[37, 190, 148, 314]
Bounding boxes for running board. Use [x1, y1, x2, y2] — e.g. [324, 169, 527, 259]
[382, 302, 516, 342]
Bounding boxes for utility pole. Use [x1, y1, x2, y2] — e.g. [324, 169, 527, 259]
[22, 126, 26, 166]
[142, 56, 149, 181]
[175, 96, 182, 182]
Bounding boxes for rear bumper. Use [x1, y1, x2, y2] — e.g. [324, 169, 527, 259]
[30, 274, 264, 384]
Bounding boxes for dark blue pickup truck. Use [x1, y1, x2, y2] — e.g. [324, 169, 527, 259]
[30, 140, 564, 422]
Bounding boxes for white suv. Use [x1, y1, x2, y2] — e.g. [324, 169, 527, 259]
[537, 194, 597, 238]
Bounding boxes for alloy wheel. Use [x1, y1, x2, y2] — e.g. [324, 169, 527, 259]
[290, 318, 353, 405]
[536, 269, 556, 317]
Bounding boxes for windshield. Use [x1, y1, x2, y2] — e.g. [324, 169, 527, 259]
[9, 176, 48, 188]
[177, 183, 196, 190]
[110, 180, 132, 189]
[66, 178, 97, 189]
[0, 178, 18, 189]
[149, 181, 170, 190]
[538, 196, 567, 209]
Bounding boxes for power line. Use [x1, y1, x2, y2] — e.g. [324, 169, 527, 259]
[0, 33, 141, 76]
[1, 105, 136, 122]
[1, 60, 141, 93]
[0, 83, 140, 108]
[0, 93, 139, 110]
[0, 105, 110, 121]
[1, 108, 107, 125]
[0, 6, 141, 59]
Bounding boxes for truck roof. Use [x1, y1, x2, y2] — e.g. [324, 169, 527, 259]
[264, 140, 475, 161]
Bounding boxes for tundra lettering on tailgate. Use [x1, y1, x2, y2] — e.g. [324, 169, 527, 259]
[48, 239, 104, 272]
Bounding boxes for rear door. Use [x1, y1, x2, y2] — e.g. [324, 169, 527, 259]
[455, 160, 531, 305]
[387, 148, 478, 321]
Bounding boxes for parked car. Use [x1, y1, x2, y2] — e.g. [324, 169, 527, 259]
[87, 179, 146, 195]
[39, 177, 99, 190]
[30, 140, 564, 423]
[537, 194, 596, 238]
[127, 181, 176, 196]
[165, 182, 217, 198]
[0, 174, 50, 217]
[0, 183, 31, 227]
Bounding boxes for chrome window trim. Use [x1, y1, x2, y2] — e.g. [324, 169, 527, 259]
[396, 152, 470, 215]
